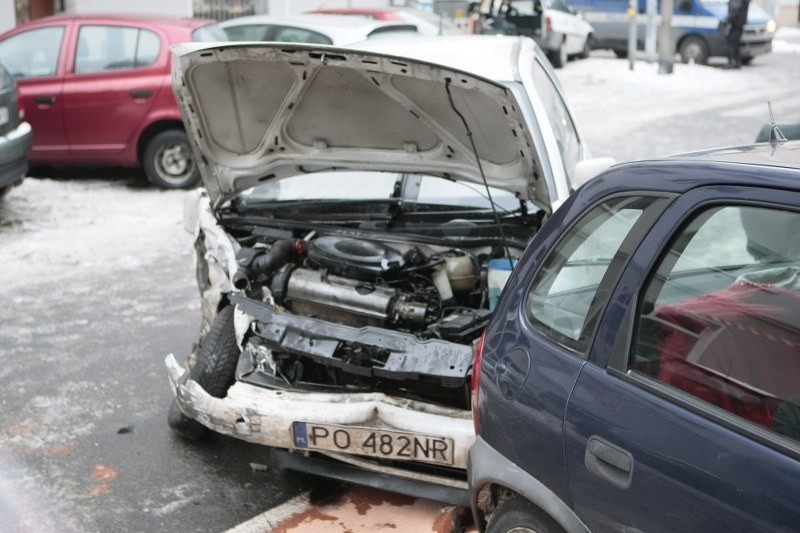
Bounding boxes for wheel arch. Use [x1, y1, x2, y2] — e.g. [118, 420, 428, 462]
[469, 436, 589, 533]
[136, 119, 186, 164]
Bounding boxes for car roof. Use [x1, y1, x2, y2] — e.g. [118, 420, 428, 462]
[348, 35, 530, 83]
[591, 141, 800, 197]
[13, 13, 215, 29]
[219, 13, 412, 31]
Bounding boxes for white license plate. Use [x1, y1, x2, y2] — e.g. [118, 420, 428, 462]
[292, 422, 454, 466]
[0, 107, 8, 126]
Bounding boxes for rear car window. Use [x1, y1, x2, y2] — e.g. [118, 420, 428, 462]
[221, 24, 268, 41]
[634, 205, 800, 443]
[75, 26, 161, 74]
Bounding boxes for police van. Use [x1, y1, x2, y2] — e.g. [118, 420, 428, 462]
[569, 0, 775, 64]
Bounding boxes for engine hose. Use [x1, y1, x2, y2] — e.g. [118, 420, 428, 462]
[234, 239, 305, 290]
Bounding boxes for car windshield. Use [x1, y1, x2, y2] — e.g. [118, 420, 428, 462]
[192, 24, 229, 42]
[234, 170, 527, 212]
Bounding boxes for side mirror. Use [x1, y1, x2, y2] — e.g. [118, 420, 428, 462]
[573, 157, 616, 189]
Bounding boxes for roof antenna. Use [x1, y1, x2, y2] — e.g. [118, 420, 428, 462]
[767, 101, 788, 145]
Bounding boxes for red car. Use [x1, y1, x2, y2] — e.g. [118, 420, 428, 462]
[0, 15, 226, 188]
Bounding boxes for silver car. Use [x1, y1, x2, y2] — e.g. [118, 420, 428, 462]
[165, 36, 611, 504]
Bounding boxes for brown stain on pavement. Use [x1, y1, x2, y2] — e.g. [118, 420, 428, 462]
[347, 485, 416, 516]
[273, 507, 339, 533]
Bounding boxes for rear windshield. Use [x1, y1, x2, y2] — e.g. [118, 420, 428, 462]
[192, 24, 229, 42]
[366, 24, 419, 39]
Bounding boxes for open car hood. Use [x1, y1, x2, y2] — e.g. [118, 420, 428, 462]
[171, 43, 547, 209]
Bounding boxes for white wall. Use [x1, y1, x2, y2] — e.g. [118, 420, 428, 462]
[64, 0, 193, 17]
[0, 2, 16, 34]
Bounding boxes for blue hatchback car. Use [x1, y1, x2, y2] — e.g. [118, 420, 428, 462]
[470, 140, 800, 532]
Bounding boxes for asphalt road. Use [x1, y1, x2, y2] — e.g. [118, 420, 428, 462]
[0, 40, 798, 532]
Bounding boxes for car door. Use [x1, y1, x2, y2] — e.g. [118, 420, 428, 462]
[61, 23, 165, 161]
[548, 0, 582, 54]
[0, 23, 69, 161]
[564, 186, 800, 532]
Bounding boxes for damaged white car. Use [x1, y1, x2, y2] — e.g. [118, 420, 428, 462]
[165, 37, 610, 505]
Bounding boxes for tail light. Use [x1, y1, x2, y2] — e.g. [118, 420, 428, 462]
[471, 330, 487, 435]
[545, 16, 553, 33]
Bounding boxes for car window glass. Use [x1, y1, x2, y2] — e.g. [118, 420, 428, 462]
[75, 26, 161, 74]
[633, 205, 800, 443]
[239, 171, 399, 202]
[192, 24, 229, 42]
[0, 64, 12, 90]
[527, 197, 654, 351]
[506, 1, 540, 15]
[417, 176, 530, 211]
[530, 60, 581, 187]
[223, 24, 269, 41]
[270, 26, 333, 45]
[0, 26, 64, 78]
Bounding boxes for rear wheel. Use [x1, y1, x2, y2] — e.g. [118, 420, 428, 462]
[549, 39, 568, 69]
[168, 306, 240, 440]
[487, 495, 564, 533]
[678, 36, 709, 64]
[142, 129, 200, 189]
[578, 34, 593, 59]
[741, 56, 753, 66]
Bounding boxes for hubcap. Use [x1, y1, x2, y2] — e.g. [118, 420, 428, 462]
[156, 142, 195, 185]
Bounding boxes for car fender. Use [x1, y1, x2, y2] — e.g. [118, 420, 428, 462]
[469, 436, 590, 533]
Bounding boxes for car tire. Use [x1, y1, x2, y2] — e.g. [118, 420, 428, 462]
[578, 34, 593, 59]
[613, 49, 628, 59]
[486, 495, 564, 533]
[142, 129, 200, 189]
[549, 40, 568, 69]
[678, 36, 709, 64]
[741, 57, 753, 66]
[167, 305, 240, 440]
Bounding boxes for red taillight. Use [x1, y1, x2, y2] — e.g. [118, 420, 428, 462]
[471, 330, 487, 435]
[545, 16, 553, 32]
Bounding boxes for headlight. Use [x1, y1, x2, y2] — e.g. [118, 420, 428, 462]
[767, 19, 777, 33]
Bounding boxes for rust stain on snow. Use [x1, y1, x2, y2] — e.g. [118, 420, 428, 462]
[48, 444, 75, 456]
[87, 464, 118, 497]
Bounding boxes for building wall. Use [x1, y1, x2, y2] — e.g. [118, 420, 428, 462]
[0, 2, 16, 34]
[63, 0, 192, 17]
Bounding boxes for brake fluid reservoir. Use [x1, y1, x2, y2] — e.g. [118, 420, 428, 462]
[444, 254, 476, 294]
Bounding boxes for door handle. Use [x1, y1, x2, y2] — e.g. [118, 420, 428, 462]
[129, 90, 153, 99]
[584, 436, 634, 489]
[34, 95, 56, 104]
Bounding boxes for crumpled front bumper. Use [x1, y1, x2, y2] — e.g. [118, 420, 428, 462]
[165, 354, 475, 472]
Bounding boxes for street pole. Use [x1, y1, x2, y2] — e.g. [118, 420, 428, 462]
[658, 0, 675, 73]
[627, 0, 637, 70]
[645, 0, 657, 62]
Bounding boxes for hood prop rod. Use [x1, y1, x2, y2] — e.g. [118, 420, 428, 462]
[444, 78, 513, 266]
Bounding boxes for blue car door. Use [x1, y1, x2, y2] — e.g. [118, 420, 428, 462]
[564, 185, 800, 532]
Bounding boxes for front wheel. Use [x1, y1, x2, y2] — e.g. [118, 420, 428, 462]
[143, 129, 200, 189]
[486, 495, 564, 533]
[678, 36, 709, 64]
[168, 305, 240, 440]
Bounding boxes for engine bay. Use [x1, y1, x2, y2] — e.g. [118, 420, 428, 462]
[228, 231, 526, 409]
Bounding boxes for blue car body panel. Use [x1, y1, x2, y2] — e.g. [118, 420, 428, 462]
[471, 142, 800, 532]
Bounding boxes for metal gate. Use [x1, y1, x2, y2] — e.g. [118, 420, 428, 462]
[193, 0, 269, 21]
